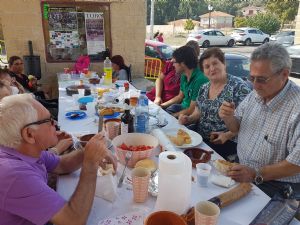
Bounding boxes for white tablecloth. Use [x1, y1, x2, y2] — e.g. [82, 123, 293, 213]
[57, 80, 300, 225]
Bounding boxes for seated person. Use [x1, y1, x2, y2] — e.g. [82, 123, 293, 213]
[0, 94, 117, 225]
[0, 68, 25, 94]
[8, 56, 39, 93]
[111, 55, 129, 82]
[162, 45, 208, 118]
[0, 80, 12, 100]
[219, 43, 300, 197]
[147, 40, 200, 105]
[179, 48, 251, 159]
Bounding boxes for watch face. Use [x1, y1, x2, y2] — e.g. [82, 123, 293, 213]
[255, 175, 263, 185]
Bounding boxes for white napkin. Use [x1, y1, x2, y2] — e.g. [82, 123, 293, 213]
[98, 211, 145, 225]
[95, 173, 117, 202]
[151, 128, 177, 151]
[211, 174, 235, 188]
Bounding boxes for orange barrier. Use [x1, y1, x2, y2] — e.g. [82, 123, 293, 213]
[144, 57, 162, 80]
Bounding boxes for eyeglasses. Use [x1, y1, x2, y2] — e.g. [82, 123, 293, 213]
[248, 75, 274, 84]
[23, 116, 56, 129]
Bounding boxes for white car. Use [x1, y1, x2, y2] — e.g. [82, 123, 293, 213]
[187, 29, 235, 48]
[231, 27, 270, 46]
[270, 30, 295, 46]
[286, 45, 300, 77]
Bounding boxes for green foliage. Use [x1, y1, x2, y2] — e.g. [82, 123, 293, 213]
[246, 13, 280, 34]
[266, 0, 299, 27]
[234, 17, 247, 28]
[184, 19, 195, 32]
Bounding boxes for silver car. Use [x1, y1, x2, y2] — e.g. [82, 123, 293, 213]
[270, 30, 295, 46]
[286, 45, 300, 77]
[187, 29, 235, 48]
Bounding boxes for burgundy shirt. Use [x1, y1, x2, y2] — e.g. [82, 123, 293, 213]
[146, 61, 181, 102]
[0, 146, 65, 225]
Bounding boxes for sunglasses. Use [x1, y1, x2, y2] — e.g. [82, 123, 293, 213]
[23, 116, 56, 129]
[248, 75, 273, 84]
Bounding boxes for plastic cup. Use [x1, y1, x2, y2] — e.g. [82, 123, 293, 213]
[105, 121, 120, 140]
[196, 163, 211, 187]
[78, 88, 85, 96]
[194, 201, 220, 225]
[131, 167, 150, 203]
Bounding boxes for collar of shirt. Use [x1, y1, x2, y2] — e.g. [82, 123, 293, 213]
[0, 145, 41, 164]
[182, 67, 200, 84]
[254, 80, 291, 111]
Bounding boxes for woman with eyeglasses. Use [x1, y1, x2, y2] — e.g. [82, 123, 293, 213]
[179, 47, 251, 159]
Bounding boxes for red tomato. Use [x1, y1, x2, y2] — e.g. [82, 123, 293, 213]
[119, 143, 129, 150]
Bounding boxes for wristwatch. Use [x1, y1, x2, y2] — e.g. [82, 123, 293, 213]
[254, 168, 264, 185]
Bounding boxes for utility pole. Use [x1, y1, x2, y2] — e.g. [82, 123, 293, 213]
[150, 0, 155, 39]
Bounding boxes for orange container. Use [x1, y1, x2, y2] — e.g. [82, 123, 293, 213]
[145, 211, 187, 225]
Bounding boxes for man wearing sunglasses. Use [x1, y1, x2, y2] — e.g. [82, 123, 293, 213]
[219, 42, 300, 198]
[0, 94, 117, 225]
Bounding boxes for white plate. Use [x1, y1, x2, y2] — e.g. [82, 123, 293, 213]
[163, 127, 203, 148]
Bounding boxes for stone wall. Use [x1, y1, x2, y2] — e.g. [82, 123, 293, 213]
[0, 0, 146, 97]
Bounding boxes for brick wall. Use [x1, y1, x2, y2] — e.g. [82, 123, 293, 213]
[0, 0, 146, 97]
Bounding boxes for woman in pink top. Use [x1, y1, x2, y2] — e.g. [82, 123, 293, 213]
[157, 33, 164, 42]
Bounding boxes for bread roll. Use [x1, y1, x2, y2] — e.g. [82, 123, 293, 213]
[135, 159, 157, 173]
[168, 135, 185, 146]
[214, 159, 238, 174]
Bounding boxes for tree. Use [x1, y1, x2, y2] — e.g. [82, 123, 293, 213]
[234, 17, 248, 28]
[266, 0, 299, 28]
[246, 13, 280, 34]
[184, 19, 195, 32]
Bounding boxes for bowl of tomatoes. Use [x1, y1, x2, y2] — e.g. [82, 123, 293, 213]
[112, 133, 159, 168]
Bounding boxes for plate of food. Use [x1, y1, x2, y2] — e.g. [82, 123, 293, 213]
[164, 128, 203, 148]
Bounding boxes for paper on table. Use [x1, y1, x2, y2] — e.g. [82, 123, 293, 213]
[151, 128, 177, 152]
[211, 174, 235, 188]
[95, 172, 117, 202]
[98, 211, 146, 225]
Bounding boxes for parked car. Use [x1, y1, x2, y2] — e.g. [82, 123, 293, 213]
[225, 53, 250, 81]
[187, 29, 235, 48]
[231, 27, 269, 46]
[286, 45, 300, 77]
[270, 30, 295, 46]
[144, 40, 174, 79]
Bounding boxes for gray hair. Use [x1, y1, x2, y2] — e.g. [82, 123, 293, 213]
[250, 42, 292, 74]
[0, 94, 38, 148]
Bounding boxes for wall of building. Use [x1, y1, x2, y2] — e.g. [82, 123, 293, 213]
[0, 0, 146, 97]
[295, 0, 300, 45]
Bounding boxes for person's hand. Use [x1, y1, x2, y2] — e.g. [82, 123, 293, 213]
[54, 138, 73, 154]
[209, 131, 229, 145]
[219, 101, 235, 120]
[178, 114, 189, 125]
[83, 132, 117, 171]
[227, 164, 256, 183]
[154, 97, 162, 105]
[56, 131, 72, 141]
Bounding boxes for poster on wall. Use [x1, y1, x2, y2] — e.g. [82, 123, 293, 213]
[49, 31, 79, 48]
[85, 12, 105, 55]
[48, 7, 78, 31]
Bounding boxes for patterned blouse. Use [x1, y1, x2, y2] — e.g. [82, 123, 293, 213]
[196, 74, 251, 140]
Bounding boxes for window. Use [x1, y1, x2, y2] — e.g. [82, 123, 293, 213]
[216, 31, 224, 36]
[41, 1, 111, 63]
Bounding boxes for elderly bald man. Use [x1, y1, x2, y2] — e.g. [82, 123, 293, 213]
[0, 94, 117, 225]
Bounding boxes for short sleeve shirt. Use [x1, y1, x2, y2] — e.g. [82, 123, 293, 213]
[180, 67, 208, 109]
[235, 80, 300, 183]
[197, 74, 251, 140]
[0, 146, 66, 225]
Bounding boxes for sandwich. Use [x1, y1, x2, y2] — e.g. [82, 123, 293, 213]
[214, 159, 238, 174]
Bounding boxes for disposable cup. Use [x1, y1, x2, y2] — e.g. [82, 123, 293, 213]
[131, 167, 150, 203]
[194, 201, 220, 225]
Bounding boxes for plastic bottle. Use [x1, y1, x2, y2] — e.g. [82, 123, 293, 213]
[135, 91, 149, 133]
[103, 57, 112, 86]
[121, 99, 134, 134]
